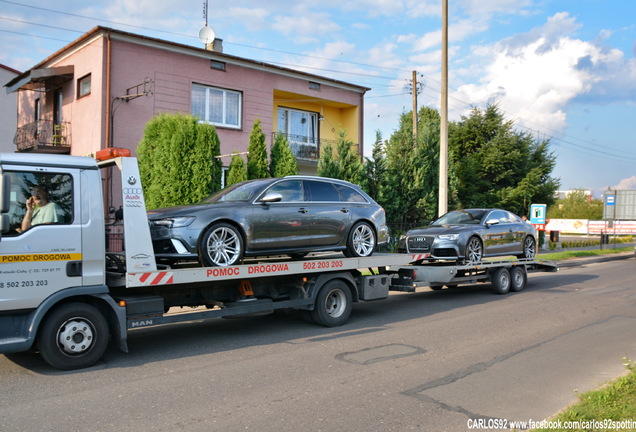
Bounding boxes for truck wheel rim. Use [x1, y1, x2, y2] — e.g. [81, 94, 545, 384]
[325, 290, 346, 317]
[352, 225, 374, 256]
[57, 318, 94, 355]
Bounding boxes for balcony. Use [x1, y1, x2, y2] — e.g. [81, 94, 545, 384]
[272, 133, 347, 162]
[14, 121, 71, 153]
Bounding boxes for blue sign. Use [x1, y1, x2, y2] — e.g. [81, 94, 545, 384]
[530, 204, 547, 224]
[606, 195, 615, 206]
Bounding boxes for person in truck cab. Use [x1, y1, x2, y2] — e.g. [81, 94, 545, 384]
[18, 186, 63, 232]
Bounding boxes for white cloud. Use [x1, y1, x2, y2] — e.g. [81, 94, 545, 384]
[449, 12, 635, 134]
[613, 176, 636, 190]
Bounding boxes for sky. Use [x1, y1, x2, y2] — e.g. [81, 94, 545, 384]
[1, 0, 635, 197]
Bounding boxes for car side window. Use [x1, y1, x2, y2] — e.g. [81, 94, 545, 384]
[267, 180, 304, 202]
[333, 184, 368, 203]
[488, 210, 508, 224]
[306, 181, 341, 202]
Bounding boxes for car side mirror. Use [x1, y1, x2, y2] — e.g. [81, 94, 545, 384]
[260, 192, 283, 204]
[485, 219, 499, 226]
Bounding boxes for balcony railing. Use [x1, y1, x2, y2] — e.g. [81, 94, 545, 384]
[272, 133, 357, 162]
[14, 121, 71, 153]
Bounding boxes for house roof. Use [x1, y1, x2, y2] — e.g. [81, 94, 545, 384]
[6, 26, 370, 94]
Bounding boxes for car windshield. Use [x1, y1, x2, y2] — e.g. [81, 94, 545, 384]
[433, 210, 488, 225]
[200, 181, 267, 203]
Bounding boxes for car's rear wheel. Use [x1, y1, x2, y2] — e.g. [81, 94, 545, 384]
[344, 222, 376, 258]
[464, 236, 483, 264]
[517, 236, 536, 259]
[199, 223, 244, 267]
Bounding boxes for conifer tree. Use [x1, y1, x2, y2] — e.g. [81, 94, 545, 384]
[227, 153, 248, 186]
[270, 132, 298, 177]
[247, 119, 269, 179]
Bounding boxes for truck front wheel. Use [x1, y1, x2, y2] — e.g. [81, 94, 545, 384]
[38, 303, 109, 370]
[310, 280, 353, 327]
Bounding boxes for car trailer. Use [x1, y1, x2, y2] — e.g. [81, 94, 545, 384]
[389, 258, 559, 295]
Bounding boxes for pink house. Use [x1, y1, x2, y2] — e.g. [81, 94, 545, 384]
[5, 26, 368, 177]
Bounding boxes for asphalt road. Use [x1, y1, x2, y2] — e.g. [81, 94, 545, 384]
[1, 254, 635, 432]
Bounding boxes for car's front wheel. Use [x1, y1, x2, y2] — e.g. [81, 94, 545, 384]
[464, 236, 483, 264]
[199, 223, 244, 267]
[344, 222, 376, 258]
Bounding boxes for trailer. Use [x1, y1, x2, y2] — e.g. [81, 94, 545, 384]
[0, 151, 557, 370]
[391, 258, 558, 295]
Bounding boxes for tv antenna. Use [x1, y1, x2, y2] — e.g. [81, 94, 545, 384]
[198, 0, 216, 45]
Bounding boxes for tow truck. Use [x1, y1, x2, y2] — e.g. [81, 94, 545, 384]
[0, 150, 557, 370]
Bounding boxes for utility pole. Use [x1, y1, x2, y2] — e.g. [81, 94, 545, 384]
[412, 70, 418, 141]
[438, 0, 449, 216]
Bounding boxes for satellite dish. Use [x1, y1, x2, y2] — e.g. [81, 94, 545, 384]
[198, 26, 215, 45]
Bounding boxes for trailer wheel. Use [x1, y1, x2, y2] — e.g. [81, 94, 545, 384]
[310, 280, 353, 327]
[491, 268, 511, 295]
[509, 266, 527, 292]
[38, 303, 109, 370]
[429, 284, 444, 291]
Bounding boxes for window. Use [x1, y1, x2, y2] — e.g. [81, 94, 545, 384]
[334, 184, 368, 203]
[306, 181, 340, 202]
[309, 81, 321, 91]
[78, 74, 91, 98]
[192, 83, 242, 129]
[5, 171, 73, 234]
[268, 181, 305, 202]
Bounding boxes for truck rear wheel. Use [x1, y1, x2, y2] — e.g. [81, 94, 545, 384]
[310, 280, 352, 327]
[491, 268, 511, 295]
[38, 303, 109, 370]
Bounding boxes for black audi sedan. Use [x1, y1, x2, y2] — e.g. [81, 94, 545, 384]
[397, 209, 537, 263]
[148, 176, 388, 266]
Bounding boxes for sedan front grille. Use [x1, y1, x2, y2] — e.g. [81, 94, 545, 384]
[407, 235, 433, 252]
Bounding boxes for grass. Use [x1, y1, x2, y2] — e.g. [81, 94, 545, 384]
[532, 360, 636, 432]
[538, 246, 633, 262]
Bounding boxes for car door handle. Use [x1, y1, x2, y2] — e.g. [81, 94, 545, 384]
[340, 208, 349, 213]
[298, 208, 308, 213]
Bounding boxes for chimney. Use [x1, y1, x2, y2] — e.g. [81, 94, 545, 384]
[205, 38, 223, 53]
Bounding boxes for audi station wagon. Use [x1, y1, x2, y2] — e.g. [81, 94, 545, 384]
[148, 176, 389, 267]
[397, 208, 537, 263]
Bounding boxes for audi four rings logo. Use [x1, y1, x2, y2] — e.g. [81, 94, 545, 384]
[123, 188, 143, 194]
[127, 175, 137, 185]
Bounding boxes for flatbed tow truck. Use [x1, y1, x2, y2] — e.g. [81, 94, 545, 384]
[0, 151, 556, 370]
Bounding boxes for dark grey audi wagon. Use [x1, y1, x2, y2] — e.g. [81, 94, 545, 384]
[148, 176, 388, 266]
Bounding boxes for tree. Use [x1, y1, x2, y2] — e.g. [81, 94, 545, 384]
[138, 113, 221, 209]
[317, 142, 339, 178]
[227, 152, 248, 186]
[247, 119, 269, 179]
[448, 104, 559, 216]
[361, 130, 387, 202]
[270, 132, 298, 177]
[335, 129, 363, 185]
[548, 190, 603, 219]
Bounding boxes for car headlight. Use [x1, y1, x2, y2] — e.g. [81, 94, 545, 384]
[152, 216, 195, 228]
[438, 234, 459, 241]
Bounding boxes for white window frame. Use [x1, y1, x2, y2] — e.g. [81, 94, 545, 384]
[192, 83, 242, 129]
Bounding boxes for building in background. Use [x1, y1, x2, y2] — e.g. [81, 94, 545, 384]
[4, 26, 368, 178]
[0, 64, 20, 153]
